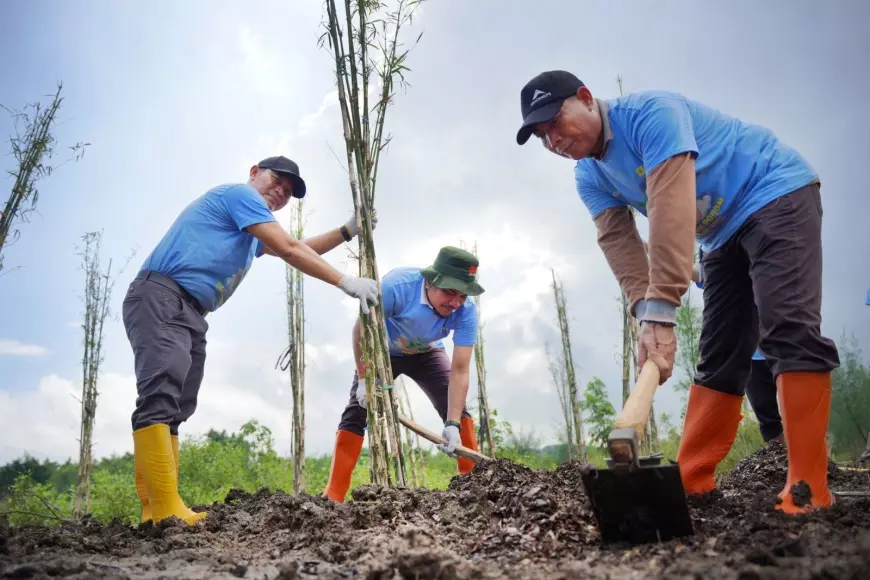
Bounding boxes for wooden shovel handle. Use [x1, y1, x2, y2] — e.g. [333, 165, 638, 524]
[614, 360, 661, 439]
[397, 414, 492, 464]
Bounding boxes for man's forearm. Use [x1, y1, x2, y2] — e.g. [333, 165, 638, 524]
[643, 153, 697, 323]
[594, 207, 651, 316]
[303, 227, 347, 255]
[247, 222, 345, 286]
[446, 370, 470, 423]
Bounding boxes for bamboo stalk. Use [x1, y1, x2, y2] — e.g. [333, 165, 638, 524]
[551, 269, 586, 462]
[322, 0, 422, 489]
[73, 231, 115, 518]
[470, 242, 496, 457]
[285, 201, 307, 494]
[1, 84, 88, 275]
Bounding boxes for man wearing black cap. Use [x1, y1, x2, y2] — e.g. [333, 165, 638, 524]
[122, 156, 380, 525]
[323, 246, 485, 502]
[515, 71, 839, 515]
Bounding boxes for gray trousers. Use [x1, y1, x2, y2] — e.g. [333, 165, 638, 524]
[337, 348, 472, 436]
[122, 272, 209, 435]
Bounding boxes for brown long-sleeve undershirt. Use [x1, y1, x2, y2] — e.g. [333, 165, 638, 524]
[593, 152, 697, 318]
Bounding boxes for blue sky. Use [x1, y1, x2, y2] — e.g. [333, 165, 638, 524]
[1, 0, 868, 464]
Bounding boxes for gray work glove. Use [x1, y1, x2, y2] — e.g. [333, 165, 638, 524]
[345, 209, 378, 238]
[437, 421, 461, 459]
[337, 275, 379, 314]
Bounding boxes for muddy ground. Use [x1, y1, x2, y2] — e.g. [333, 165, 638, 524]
[2, 442, 869, 579]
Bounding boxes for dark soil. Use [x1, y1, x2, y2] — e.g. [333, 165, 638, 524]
[2, 443, 869, 579]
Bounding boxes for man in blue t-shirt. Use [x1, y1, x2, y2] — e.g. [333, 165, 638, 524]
[515, 70, 839, 515]
[323, 246, 485, 502]
[123, 155, 380, 525]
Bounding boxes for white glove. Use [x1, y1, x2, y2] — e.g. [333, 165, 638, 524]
[355, 378, 368, 409]
[345, 209, 378, 238]
[337, 275, 379, 314]
[437, 422, 461, 458]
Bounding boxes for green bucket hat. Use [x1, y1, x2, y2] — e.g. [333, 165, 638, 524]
[420, 246, 485, 297]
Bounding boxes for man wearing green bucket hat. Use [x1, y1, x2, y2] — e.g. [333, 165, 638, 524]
[323, 246, 485, 502]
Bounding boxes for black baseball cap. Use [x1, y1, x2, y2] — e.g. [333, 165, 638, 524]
[257, 156, 307, 199]
[516, 70, 585, 145]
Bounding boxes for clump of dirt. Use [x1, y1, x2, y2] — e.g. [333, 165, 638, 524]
[2, 448, 869, 579]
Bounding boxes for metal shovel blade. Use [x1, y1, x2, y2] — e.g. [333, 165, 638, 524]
[580, 460, 694, 545]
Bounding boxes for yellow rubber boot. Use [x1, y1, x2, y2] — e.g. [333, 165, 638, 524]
[171, 434, 179, 477]
[134, 457, 152, 524]
[133, 424, 206, 525]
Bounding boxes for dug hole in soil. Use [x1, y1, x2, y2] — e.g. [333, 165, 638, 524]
[2, 442, 869, 579]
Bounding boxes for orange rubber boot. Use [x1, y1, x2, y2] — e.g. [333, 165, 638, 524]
[323, 430, 364, 502]
[457, 417, 479, 475]
[776, 371, 833, 514]
[676, 384, 743, 495]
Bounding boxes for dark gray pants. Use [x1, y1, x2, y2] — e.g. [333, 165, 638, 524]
[122, 273, 209, 435]
[695, 183, 840, 394]
[337, 349, 472, 436]
[746, 358, 783, 442]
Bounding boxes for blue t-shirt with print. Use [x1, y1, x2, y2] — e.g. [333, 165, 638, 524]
[138, 183, 275, 312]
[381, 267, 478, 356]
[575, 91, 819, 252]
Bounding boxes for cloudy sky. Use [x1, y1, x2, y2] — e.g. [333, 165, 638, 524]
[1, 0, 868, 465]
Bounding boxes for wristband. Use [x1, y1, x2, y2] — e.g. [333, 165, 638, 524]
[340, 224, 352, 242]
[444, 419, 462, 432]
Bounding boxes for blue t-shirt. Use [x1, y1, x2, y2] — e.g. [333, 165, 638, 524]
[381, 267, 478, 356]
[575, 91, 819, 252]
[138, 183, 275, 312]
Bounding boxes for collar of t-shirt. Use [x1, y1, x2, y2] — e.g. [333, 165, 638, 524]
[419, 280, 432, 309]
[594, 98, 614, 161]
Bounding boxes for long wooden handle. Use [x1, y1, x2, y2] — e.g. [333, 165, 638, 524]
[614, 360, 661, 440]
[397, 414, 492, 464]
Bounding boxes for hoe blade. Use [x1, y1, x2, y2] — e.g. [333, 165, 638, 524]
[580, 462, 694, 545]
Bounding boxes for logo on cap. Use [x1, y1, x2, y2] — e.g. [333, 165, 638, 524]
[530, 89, 551, 107]
[468, 265, 478, 277]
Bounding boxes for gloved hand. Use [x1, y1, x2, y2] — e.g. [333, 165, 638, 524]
[637, 321, 677, 384]
[345, 209, 378, 238]
[436, 421, 461, 458]
[337, 275, 379, 314]
[355, 376, 384, 410]
[355, 378, 369, 409]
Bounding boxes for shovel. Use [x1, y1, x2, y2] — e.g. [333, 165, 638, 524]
[580, 360, 693, 545]
[396, 414, 492, 464]
[391, 373, 492, 465]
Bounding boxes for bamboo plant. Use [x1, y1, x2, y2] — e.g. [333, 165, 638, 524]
[284, 201, 307, 494]
[550, 269, 586, 462]
[321, 0, 424, 487]
[470, 242, 496, 457]
[0, 83, 88, 276]
[547, 343, 575, 459]
[72, 231, 113, 518]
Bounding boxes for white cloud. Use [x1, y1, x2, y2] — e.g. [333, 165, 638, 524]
[0, 339, 49, 356]
[237, 27, 292, 97]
